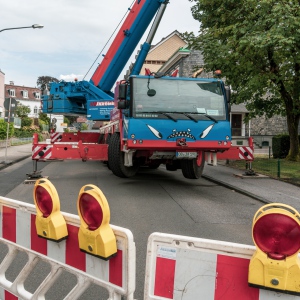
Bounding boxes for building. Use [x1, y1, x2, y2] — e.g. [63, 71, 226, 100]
[4, 81, 41, 118]
[0, 70, 4, 118]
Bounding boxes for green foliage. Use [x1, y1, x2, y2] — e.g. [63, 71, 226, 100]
[81, 123, 89, 130]
[272, 134, 300, 158]
[272, 135, 290, 158]
[63, 116, 70, 125]
[15, 102, 31, 118]
[13, 129, 32, 138]
[39, 112, 50, 125]
[0, 119, 14, 140]
[21, 117, 32, 127]
[37, 76, 59, 92]
[185, 0, 300, 159]
[64, 115, 77, 124]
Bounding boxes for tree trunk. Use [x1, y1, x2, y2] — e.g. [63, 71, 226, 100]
[286, 111, 300, 161]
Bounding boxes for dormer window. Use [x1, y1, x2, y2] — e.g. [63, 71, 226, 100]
[21, 90, 28, 98]
[33, 92, 40, 99]
[8, 89, 15, 97]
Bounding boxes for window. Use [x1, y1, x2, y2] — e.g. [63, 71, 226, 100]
[22, 90, 28, 98]
[34, 106, 38, 114]
[34, 92, 40, 99]
[8, 89, 15, 97]
[132, 77, 226, 121]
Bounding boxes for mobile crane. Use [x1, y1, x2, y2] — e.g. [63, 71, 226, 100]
[33, 0, 253, 179]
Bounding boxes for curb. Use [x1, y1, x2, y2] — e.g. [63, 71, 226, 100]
[202, 174, 270, 205]
[0, 155, 32, 171]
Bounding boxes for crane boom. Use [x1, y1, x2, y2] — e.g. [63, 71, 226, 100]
[42, 0, 169, 121]
[91, 0, 168, 93]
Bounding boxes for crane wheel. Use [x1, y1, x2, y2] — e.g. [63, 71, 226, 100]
[108, 133, 139, 178]
[181, 154, 205, 179]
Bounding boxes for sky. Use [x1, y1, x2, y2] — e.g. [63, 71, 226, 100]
[0, 0, 200, 88]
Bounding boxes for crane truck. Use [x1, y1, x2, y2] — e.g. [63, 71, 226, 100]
[32, 0, 253, 179]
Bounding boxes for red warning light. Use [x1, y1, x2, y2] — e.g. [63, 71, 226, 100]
[253, 213, 300, 260]
[33, 178, 68, 241]
[77, 184, 117, 259]
[249, 203, 300, 295]
[35, 186, 53, 217]
[79, 193, 103, 230]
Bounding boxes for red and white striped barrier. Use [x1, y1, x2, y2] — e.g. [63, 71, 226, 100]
[144, 232, 297, 300]
[0, 197, 135, 300]
[50, 132, 62, 143]
[32, 144, 53, 160]
[239, 146, 254, 160]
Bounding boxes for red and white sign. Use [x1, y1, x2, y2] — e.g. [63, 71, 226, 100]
[32, 144, 53, 160]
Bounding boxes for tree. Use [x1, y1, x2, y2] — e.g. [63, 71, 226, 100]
[184, 0, 300, 161]
[37, 76, 59, 93]
[15, 102, 31, 119]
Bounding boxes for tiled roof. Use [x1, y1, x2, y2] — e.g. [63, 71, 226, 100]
[5, 84, 41, 101]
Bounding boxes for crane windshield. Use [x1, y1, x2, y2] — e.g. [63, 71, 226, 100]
[131, 77, 227, 121]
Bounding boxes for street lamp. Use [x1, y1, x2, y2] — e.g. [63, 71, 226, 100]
[0, 24, 44, 33]
[0, 23, 44, 164]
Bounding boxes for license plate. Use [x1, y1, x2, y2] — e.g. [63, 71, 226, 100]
[176, 152, 197, 158]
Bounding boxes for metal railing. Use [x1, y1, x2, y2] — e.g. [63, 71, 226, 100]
[0, 137, 33, 148]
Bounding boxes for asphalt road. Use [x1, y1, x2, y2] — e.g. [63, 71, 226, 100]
[1, 158, 262, 299]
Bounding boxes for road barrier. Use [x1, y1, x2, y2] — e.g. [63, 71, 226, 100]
[144, 232, 298, 300]
[0, 191, 299, 299]
[0, 196, 136, 300]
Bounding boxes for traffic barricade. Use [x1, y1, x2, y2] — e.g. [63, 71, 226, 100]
[0, 196, 136, 300]
[144, 232, 298, 300]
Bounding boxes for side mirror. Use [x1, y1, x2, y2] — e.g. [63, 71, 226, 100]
[117, 100, 130, 109]
[225, 86, 231, 103]
[118, 84, 127, 100]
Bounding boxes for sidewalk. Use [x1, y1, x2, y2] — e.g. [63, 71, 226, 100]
[0, 143, 299, 211]
[203, 163, 300, 211]
[0, 143, 32, 170]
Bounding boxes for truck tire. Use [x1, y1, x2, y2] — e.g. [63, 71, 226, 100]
[108, 133, 139, 178]
[181, 153, 205, 179]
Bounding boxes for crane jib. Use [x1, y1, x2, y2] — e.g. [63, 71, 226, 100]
[90, 0, 168, 92]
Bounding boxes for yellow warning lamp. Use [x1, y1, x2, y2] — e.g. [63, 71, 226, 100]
[77, 184, 117, 260]
[33, 178, 68, 242]
[248, 203, 300, 295]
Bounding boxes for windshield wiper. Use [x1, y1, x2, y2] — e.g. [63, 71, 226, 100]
[141, 111, 178, 122]
[202, 114, 218, 123]
[183, 113, 198, 123]
[188, 112, 218, 123]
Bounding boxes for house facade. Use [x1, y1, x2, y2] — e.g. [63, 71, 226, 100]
[0, 70, 4, 118]
[4, 81, 41, 118]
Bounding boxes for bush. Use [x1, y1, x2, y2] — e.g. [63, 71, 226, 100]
[21, 117, 32, 127]
[14, 128, 39, 138]
[272, 134, 300, 158]
[0, 119, 14, 139]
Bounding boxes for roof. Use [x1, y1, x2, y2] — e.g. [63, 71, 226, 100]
[231, 103, 249, 113]
[150, 30, 186, 53]
[158, 47, 190, 74]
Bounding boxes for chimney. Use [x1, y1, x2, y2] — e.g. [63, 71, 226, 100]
[9, 81, 14, 85]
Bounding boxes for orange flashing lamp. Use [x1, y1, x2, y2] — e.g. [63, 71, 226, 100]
[77, 184, 117, 260]
[248, 203, 300, 295]
[33, 179, 68, 242]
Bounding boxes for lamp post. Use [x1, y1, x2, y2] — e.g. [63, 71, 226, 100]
[1, 23, 44, 164]
[0, 24, 44, 33]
